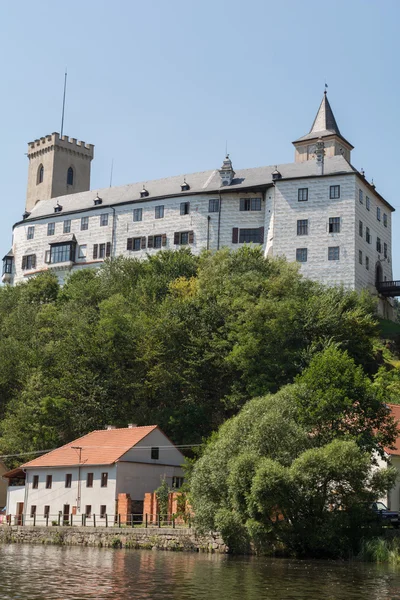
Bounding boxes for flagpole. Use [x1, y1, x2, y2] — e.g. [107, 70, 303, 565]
[60, 69, 67, 138]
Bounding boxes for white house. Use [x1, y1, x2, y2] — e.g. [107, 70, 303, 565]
[2, 92, 396, 317]
[4, 424, 184, 525]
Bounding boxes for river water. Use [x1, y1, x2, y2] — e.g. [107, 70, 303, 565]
[1, 545, 400, 599]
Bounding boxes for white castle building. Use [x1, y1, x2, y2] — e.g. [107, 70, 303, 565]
[2, 93, 396, 316]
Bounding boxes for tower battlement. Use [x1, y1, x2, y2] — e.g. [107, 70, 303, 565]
[28, 133, 94, 159]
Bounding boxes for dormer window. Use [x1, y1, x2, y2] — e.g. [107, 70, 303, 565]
[140, 186, 149, 198]
[54, 204, 62, 213]
[94, 194, 102, 206]
[181, 180, 190, 192]
[272, 167, 282, 181]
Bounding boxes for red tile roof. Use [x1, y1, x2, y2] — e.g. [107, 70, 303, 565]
[20, 426, 158, 469]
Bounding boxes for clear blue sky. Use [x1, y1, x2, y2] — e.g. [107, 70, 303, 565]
[1, 0, 400, 277]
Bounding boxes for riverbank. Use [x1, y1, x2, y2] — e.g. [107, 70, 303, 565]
[0, 525, 228, 553]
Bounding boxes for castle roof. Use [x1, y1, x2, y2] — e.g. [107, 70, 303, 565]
[293, 93, 354, 148]
[17, 155, 374, 225]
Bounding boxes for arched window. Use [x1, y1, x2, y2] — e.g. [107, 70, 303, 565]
[37, 164, 44, 185]
[67, 167, 74, 186]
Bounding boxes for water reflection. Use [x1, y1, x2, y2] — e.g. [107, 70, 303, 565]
[0, 545, 399, 599]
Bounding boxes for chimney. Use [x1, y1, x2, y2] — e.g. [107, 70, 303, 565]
[128, 423, 137, 428]
[316, 138, 325, 176]
[106, 425, 116, 430]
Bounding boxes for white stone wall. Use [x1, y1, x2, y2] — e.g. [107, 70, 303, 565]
[271, 174, 357, 289]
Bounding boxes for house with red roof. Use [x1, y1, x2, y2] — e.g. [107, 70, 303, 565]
[4, 424, 184, 525]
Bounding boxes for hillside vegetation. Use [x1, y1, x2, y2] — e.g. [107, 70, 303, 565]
[0, 247, 397, 466]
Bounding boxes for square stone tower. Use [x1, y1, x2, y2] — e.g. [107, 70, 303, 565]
[25, 133, 94, 213]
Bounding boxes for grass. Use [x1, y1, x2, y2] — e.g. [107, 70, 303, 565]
[359, 537, 400, 564]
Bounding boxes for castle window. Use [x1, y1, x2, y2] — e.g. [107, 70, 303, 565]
[21, 254, 36, 270]
[133, 208, 142, 222]
[209, 199, 220, 213]
[239, 229, 261, 243]
[359, 189, 363, 204]
[366, 256, 369, 270]
[63, 220, 71, 234]
[81, 217, 89, 231]
[384, 213, 388, 227]
[37, 164, 44, 185]
[180, 202, 190, 215]
[297, 219, 308, 236]
[155, 205, 164, 219]
[366, 227, 371, 244]
[384, 243, 388, 259]
[328, 217, 340, 233]
[296, 248, 307, 263]
[359, 221, 363, 237]
[359, 250, 363, 265]
[50, 243, 74, 264]
[174, 231, 194, 245]
[328, 246, 340, 261]
[27, 226, 35, 240]
[78, 245, 87, 259]
[377, 237, 382, 253]
[100, 214, 109, 227]
[67, 167, 74, 186]
[2, 257, 13, 275]
[240, 198, 261, 211]
[377, 207, 381, 221]
[127, 237, 142, 251]
[99, 243, 106, 259]
[330, 185, 340, 199]
[47, 222, 55, 236]
[154, 235, 162, 249]
[366, 196, 370, 211]
[298, 188, 308, 202]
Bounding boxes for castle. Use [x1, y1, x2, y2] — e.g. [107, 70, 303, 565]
[2, 93, 396, 317]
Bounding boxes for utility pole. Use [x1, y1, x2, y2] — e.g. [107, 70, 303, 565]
[71, 446, 82, 512]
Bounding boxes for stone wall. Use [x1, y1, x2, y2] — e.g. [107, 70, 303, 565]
[0, 525, 228, 553]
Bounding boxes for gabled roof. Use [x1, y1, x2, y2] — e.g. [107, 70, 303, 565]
[293, 93, 353, 148]
[19, 426, 159, 469]
[16, 156, 356, 225]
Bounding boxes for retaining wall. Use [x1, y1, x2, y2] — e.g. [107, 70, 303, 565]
[0, 526, 228, 553]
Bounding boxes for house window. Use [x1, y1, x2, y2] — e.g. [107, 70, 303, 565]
[366, 227, 371, 244]
[32, 475, 39, 489]
[359, 221, 363, 237]
[44, 506, 50, 518]
[63, 220, 71, 234]
[359, 189, 363, 204]
[86, 473, 93, 488]
[85, 505, 92, 518]
[67, 167, 74, 186]
[155, 205, 164, 219]
[209, 199, 220, 212]
[298, 188, 308, 202]
[154, 235, 162, 249]
[100, 505, 107, 518]
[296, 248, 308, 263]
[328, 246, 340, 261]
[30, 505, 36, 518]
[21, 254, 36, 270]
[297, 219, 308, 236]
[359, 250, 363, 265]
[239, 229, 261, 243]
[384, 243, 388, 258]
[330, 185, 340, 199]
[151, 447, 159, 460]
[65, 474, 72, 488]
[133, 208, 143, 222]
[377, 207, 381, 221]
[174, 231, 194, 245]
[366, 256, 369, 270]
[78, 245, 87, 259]
[384, 213, 388, 227]
[37, 164, 44, 184]
[172, 477, 184, 489]
[239, 198, 261, 211]
[100, 214, 109, 227]
[47, 222, 55, 236]
[101, 473, 108, 488]
[366, 196, 370, 211]
[127, 237, 143, 251]
[377, 237, 382, 253]
[27, 226, 35, 240]
[81, 217, 89, 231]
[46, 475, 52, 489]
[328, 217, 340, 233]
[50, 244, 74, 264]
[180, 202, 190, 215]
